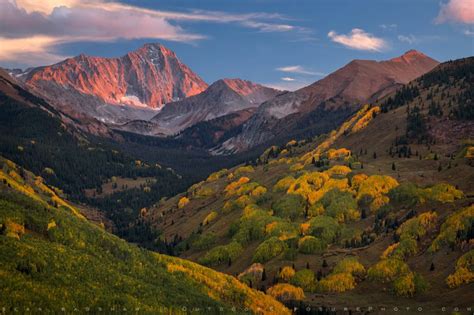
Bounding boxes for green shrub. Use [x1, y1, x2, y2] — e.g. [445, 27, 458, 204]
[298, 236, 326, 254]
[367, 258, 410, 283]
[307, 215, 341, 244]
[192, 232, 217, 250]
[253, 237, 287, 263]
[199, 242, 243, 266]
[320, 189, 359, 222]
[388, 183, 422, 207]
[272, 194, 306, 220]
[290, 269, 315, 291]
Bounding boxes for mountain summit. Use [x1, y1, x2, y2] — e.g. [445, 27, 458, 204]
[21, 43, 208, 123]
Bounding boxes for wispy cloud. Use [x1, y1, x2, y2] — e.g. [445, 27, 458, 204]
[380, 24, 397, 30]
[328, 28, 387, 52]
[276, 65, 325, 76]
[0, 0, 305, 66]
[264, 79, 313, 91]
[464, 29, 474, 36]
[281, 77, 295, 81]
[398, 34, 418, 44]
[435, 0, 474, 24]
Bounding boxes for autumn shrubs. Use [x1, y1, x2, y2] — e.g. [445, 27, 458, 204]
[252, 237, 287, 263]
[298, 236, 326, 254]
[446, 250, 474, 288]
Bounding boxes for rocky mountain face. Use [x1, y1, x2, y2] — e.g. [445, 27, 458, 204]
[217, 50, 440, 153]
[20, 43, 208, 124]
[149, 78, 280, 135]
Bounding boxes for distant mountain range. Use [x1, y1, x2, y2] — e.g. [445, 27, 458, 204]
[216, 50, 439, 153]
[5, 45, 440, 154]
[15, 43, 208, 124]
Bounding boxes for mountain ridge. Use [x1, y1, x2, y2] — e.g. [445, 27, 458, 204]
[19, 43, 208, 124]
[216, 50, 440, 153]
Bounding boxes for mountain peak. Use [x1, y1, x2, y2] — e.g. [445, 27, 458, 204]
[390, 49, 434, 63]
[210, 78, 273, 97]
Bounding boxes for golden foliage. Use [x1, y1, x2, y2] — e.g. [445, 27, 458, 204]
[203, 211, 218, 225]
[273, 176, 296, 192]
[289, 163, 304, 172]
[356, 175, 399, 212]
[446, 250, 474, 288]
[267, 284, 305, 302]
[351, 106, 380, 133]
[300, 105, 371, 164]
[332, 257, 366, 277]
[178, 196, 190, 209]
[224, 177, 250, 196]
[393, 272, 416, 297]
[206, 169, 228, 182]
[47, 220, 56, 231]
[429, 205, 474, 252]
[326, 148, 352, 161]
[159, 255, 290, 314]
[3, 219, 25, 239]
[286, 140, 298, 147]
[351, 174, 368, 190]
[251, 186, 267, 197]
[318, 272, 356, 292]
[279, 266, 296, 282]
[368, 258, 409, 283]
[324, 165, 352, 178]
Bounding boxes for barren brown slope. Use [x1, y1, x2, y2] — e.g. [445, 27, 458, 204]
[151, 79, 280, 135]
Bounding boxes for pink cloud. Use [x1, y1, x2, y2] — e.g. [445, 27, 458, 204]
[436, 0, 474, 24]
[328, 29, 387, 52]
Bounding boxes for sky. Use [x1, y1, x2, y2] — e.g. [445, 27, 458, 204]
[1, 0, 473, 90]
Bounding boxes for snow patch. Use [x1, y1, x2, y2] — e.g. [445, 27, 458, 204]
[120, 95, 149, 108]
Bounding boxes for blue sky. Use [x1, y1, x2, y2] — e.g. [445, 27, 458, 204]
[1, 0, 473, 90]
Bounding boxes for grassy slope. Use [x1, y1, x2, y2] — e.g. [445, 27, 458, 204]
[0, 158, 289, 314]
[147, 59, 474, 311]
[334, 57, 474, 193]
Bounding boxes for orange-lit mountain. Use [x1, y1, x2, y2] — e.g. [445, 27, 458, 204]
[149, 78, 280, 135]
[216, 50, 439, 153]
[20, 43, 208, 123]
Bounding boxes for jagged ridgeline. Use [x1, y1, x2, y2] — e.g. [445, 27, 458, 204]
[146, 58, 473, 311]
[0, 157, 290, 314]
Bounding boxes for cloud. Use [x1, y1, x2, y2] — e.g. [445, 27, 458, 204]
[0, 0, 304, 66]
[0, 36, 69, 66]
[464, 29, 474, 36]
[276, 65, 325, 76]
[328, 28, 387, 51]
[380, 24, 397, 30]
[281, 77, 295, 81]
[264, 79, 312, 91]
[436, 0, 474, 24]
[398, 34, 418, 44]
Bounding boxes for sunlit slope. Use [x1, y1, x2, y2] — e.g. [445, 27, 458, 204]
[0, 158, 289, 314]
[333, 57, 474, 192]
[146, 64, 473, 310]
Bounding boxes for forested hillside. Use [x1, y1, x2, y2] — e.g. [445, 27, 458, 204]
[144, 59, 474, 312]
[0, 157, 289, 314]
